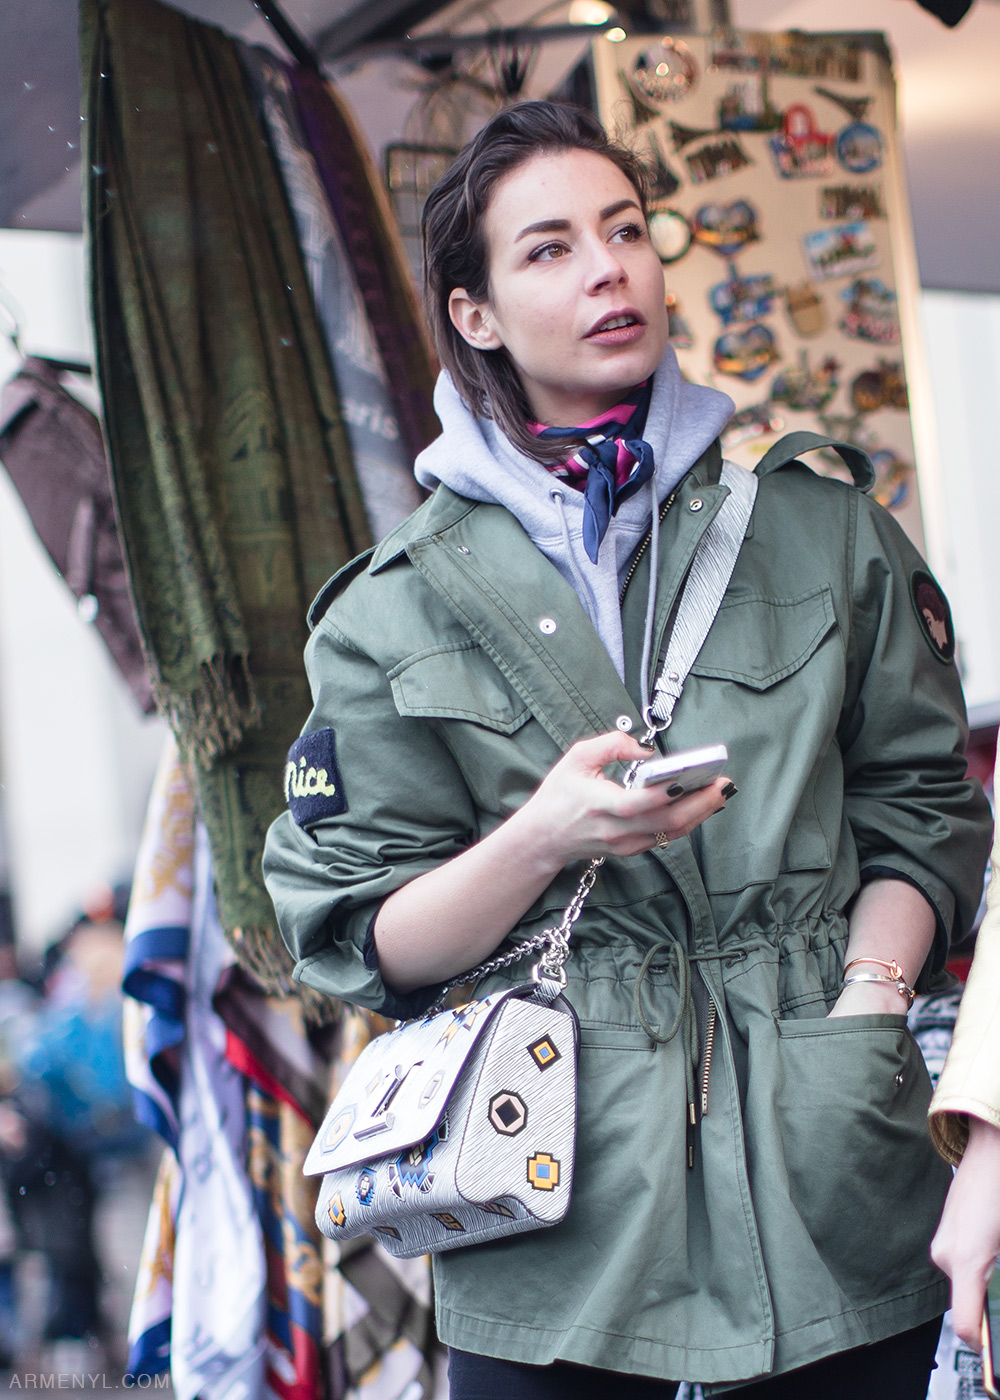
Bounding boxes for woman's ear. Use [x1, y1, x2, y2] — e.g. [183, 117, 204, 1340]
[448, 288, 504, 351]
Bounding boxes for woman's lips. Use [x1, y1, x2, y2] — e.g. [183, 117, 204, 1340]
[579, 312, 641, 347]
[585, 320, 646, 347]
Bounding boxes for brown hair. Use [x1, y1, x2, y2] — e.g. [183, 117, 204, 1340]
[421, 100, 650, 465]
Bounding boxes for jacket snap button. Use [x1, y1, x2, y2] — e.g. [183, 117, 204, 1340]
[457, 545, 471, 555]
[616, 715, 633, 732]
[894, 1072, 904, 1086]
[689, 498, 704, 512]
[539, 617, 557, 635]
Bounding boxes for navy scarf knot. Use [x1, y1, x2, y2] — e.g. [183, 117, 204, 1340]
[535, 381, 655, 563]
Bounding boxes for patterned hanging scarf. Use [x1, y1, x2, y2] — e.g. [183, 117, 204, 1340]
[531, 379, 654, 563]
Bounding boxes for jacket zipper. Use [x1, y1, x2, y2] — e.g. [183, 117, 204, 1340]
[700, 997, 717, 1118]
[618, 488, 679, 606]
[622, 488, 713, 1161]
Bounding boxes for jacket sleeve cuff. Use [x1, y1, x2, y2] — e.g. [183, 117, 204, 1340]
[360, 909, 446, 1022]
[857, 858, 954, 986]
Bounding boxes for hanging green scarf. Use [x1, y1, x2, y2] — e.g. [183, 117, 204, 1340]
[82, 0, 372, 994]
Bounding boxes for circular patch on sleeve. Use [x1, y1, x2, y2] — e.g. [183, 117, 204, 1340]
[909, 569, 955, 664]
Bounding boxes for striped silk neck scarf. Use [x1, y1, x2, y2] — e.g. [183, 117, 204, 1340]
[531, 378, 654, 563]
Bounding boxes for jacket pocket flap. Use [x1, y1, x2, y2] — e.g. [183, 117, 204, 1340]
[690, 586, 836, 691]
[389, 642, 531, 733]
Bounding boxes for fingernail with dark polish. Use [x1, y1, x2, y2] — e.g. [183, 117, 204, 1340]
[667, 783, 684, 798]
[721, 782, 738, 800]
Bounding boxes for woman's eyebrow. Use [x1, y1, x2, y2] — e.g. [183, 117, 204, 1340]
[513, 198, 642, 244]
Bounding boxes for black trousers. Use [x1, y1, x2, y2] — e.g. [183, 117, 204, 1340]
[449, 1315, 943, 1400]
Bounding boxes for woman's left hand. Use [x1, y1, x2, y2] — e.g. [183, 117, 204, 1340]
[931, 1117, 1000, 1351]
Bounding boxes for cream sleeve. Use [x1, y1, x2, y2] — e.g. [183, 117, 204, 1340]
[929, 813, 1000, 1164]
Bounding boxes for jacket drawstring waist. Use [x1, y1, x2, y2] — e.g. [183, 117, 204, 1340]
[633, 940, 721, 1168]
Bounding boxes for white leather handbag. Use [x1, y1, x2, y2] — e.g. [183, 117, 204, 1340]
[305, 977, 579, 1258]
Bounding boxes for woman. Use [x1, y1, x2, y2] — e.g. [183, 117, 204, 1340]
[929, 813, 1000, 1353]
[263, 101, 990, 1397]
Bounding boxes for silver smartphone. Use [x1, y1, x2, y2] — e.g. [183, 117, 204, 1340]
[633, 743, 729, 797]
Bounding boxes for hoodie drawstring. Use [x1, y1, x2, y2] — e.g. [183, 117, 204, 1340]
[550, 487, 599, 613]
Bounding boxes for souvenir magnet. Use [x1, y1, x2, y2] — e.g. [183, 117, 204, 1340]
[801, 221, 878, 281]
[838, 278, 899, 344]
[784, 282, 826, 337]
[686, 138, 752, 186]
[692, 200, 760, 257]
[713, 324, 779, 381]
[813, 86, 872, 124]
[870, 447, 911, 511]
[648, 207, 692, 264]
[851, 360, 907, 413]
[722, 402, 785, 449]
[768, 104, 834, 179]
[669, 120, 717, 153]
[710, 31, 763, 73]
[665, 292, 694, 349]
[820, 184, 884, 221]
[646, 132, 681, 200]
[630, 39, 699, 105]
[618, 69, 659, 127]
[718, 77, 782, 132]
[836, 122, 882, 174]
[771, 351, 840, 412]
[710, 268, 776, 326]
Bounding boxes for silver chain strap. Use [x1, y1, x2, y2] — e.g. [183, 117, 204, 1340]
[428, 721, 659, 1011]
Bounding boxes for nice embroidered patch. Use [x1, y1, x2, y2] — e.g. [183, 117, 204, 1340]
[909, 570, 955, 665]
[284, 728, 347, 826]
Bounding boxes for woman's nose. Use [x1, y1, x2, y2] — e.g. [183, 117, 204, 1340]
[584, 239, 628, 292]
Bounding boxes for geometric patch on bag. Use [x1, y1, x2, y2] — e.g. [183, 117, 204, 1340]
[323, 1105, 356, 1152]
[355, 1168, 376, 1207]
[436, 1002, 483, 1048]
[481, 1199, 518, 1219]
[374, 1225, 401, 1240]
[488, 1091, 528, 1137]
[328, 1192, 347, 1228]
[393, 1121, 445, 1190]
[526, 1152, 560, 1192]
[419, 1071, 445, 1107]
[430, 1212, 465, 1232]
[528, 1036, 562, 1071]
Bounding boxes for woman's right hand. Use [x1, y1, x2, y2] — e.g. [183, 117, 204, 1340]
[510, 730, 732, 875]
[375, 730, 732, 992]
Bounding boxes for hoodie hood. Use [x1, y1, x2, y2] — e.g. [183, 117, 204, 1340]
[415, 347, 734, 678]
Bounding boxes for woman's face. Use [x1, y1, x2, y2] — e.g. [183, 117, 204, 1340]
[449, 148, 669, 426]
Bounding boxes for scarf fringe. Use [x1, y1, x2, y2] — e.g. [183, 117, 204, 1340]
[153, 655, 262, 766]
[228, 924, 335, 1024]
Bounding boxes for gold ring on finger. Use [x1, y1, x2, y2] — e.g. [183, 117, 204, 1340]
[654, 832, 671, 848]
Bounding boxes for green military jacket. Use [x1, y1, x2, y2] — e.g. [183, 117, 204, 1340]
[263, 442, 991, 1386]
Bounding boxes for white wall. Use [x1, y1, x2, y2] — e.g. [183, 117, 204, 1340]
[919, 290, 1000, 722]
[0, 230, 166, 951]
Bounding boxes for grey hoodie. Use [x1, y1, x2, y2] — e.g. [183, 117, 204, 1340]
[415, 347, 734, 679]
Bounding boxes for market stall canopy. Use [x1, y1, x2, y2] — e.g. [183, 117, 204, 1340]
[3, 0, 999, 291]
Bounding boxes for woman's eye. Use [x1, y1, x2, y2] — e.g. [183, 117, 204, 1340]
[612, 222, 645, 244]
[528, 242, 567, 262]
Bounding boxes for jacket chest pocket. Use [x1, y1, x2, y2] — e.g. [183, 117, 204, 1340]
[387, 641, 548, 816]
[681, 586, 843, 893]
